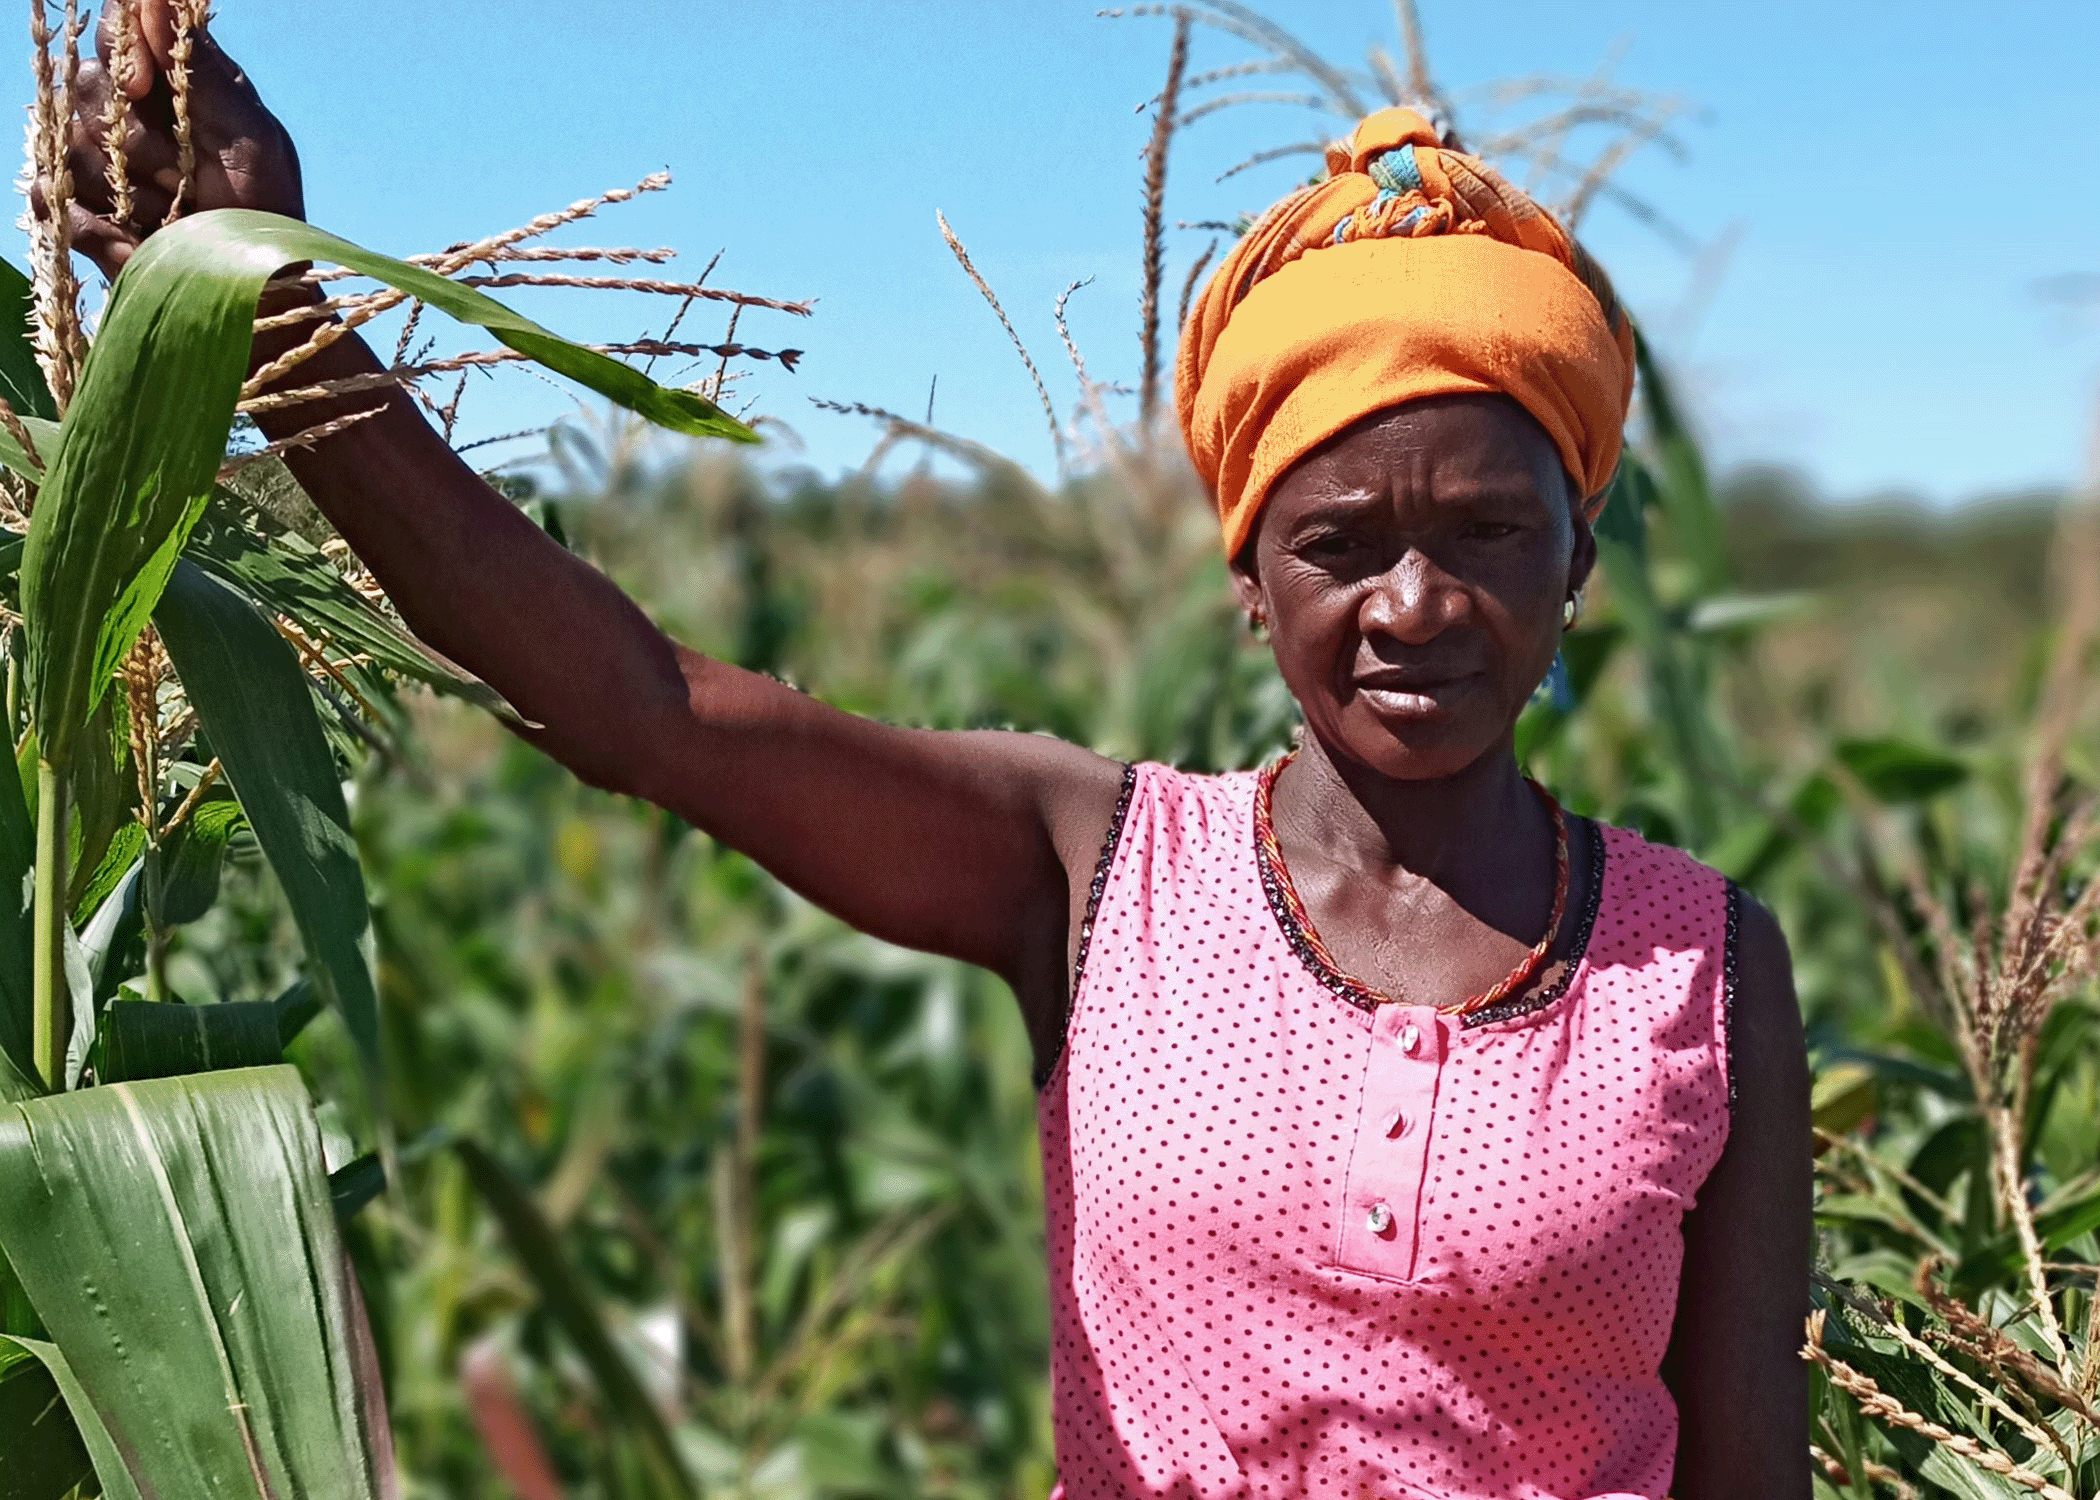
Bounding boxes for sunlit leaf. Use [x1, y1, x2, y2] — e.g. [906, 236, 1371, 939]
[69, 823, 142, 928]
[1810, 1064, 1877, 1137]
[0, 1068, 396, 1499]
[63, 697, 137, 917]
[1685, 591, 1814, 634]
[156, 792, 246, 926]
[0, 414, 57, 489]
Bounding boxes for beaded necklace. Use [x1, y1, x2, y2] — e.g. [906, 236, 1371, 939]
[1253, 753, 1570, 1017]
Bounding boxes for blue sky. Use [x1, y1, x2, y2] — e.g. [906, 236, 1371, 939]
[13, 1, 2100, 504]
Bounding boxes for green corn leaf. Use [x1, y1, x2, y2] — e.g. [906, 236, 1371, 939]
[1810, 1064, 1877, 1137]
[157, 791, 246, 927]
[153, 560, 384, 1107]
[275, 977, 323, 1047]
[0, 1339, 111, 1500]
[0, 260, 54, 424]
[0, 1251, 33, 1337]
[0, 1067, 396, 1499]
[2039, 1177, 2100, 1253]
[329, 1153, 386, 1224]
[0, 418, 56, 501]
[0, 687, 34, 1094]
[20, 208, 753, 773]
[1833, 737, 1969, 803]
[69, 823, 143, 929]
[457, 1139, 700, 1500]
[0, 414, 57, 489]
[0, 1341, 91, 1500]
[95, 998, 284, 1083]
[79, 856, 145, 1015]
[1913, 1447, 2032, 1500]
[0, 1048, 33, 1104]
[1593, 455, 1719, 842]
[1960, 1173, 2100, 1281]
[186, 503, 519, 722]
[63, 696, 138, 917]
[1632, 331, 1726, 595]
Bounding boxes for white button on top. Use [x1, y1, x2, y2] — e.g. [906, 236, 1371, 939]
[1400, 1023, 1421, 1056]
[1366, 1201, 1394, 1234]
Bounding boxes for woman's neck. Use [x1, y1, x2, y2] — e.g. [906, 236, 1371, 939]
[1270, 730, 1548, 898]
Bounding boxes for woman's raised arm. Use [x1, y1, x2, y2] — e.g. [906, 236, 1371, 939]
[60, 1, 1128, 1043]
[256, 313, 1127, 1006]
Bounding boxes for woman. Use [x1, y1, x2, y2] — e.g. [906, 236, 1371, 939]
[61, 6, 1809, 1497]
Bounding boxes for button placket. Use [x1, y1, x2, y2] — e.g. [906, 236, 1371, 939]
[1335, 1005, 1445, 1279]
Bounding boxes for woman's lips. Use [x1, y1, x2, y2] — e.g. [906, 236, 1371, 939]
[1353, 672, 1479, 718]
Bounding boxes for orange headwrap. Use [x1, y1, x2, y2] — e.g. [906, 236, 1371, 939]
[1175, 108, 1636, 557]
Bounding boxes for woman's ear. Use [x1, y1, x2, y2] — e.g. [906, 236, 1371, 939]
[1228, 539, 1266, 624]
[1567, 497, 1598, 600]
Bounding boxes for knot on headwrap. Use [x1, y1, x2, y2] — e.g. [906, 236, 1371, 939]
[1174, 108, 1636, 557]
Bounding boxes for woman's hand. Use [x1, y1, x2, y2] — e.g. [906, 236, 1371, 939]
[55, 0, 303, 279]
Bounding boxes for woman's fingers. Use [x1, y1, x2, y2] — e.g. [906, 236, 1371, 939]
[37, 151, 174, 246]
[26, 174, 146, 280]
[135, 0, 179, 74]
[64, 61, 181, 209]
[94, 1, 155, 101]
[68, 57, 176, 175]
[96, 2, 232, 103]
[69, 201, 143, 276]
[71, 3, 305, 227]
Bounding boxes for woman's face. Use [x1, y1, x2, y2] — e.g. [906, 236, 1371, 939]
[1232, 394, 1594, 782]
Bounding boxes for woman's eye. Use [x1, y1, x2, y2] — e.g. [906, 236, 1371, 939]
[1463, 521, 1521, 541]
[1304, 533, 1365, 558]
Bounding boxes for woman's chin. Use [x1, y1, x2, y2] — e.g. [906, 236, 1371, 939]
[1326, 707, 1505, 783]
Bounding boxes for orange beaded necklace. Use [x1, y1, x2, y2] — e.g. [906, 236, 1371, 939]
[1253, 754, 1570, 1018]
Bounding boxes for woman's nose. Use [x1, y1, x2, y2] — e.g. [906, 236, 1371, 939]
[1359, 548, 1465, 643]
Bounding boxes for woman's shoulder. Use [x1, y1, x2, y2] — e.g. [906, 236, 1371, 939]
[1075, 761, 1267, 875]
[1583, 814, 1737, 905]
[1571, 815, 1752, 980]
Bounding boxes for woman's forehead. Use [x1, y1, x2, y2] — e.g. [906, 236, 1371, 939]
[1273, 396, 1570, 507]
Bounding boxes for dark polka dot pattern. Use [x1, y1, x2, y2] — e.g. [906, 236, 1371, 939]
[1036, 764, 1733, 1500]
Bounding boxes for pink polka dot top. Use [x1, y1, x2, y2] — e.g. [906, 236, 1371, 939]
[1037, 762, 1737, 1500]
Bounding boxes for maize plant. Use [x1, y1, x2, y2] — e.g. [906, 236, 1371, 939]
[0, 5, 784, 1495]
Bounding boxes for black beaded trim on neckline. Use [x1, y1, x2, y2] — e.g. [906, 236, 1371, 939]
[1722, 881, 1743, 1117]
[1255, 825, 1377, 1013]
[1253, 796, 1607, 1027]
[1035, 762, 1139, 1089]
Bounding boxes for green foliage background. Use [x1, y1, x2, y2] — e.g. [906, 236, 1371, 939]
[154, 409, 2094, 1497]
